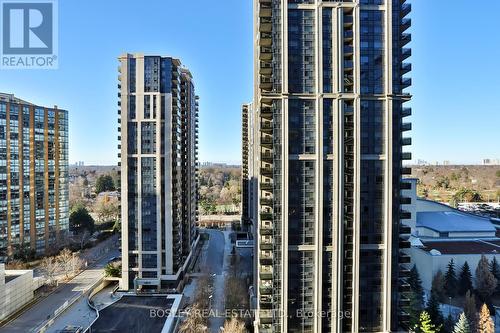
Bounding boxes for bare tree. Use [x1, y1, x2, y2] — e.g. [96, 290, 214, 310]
[476, 254, 497, 302]
[74, 229, 91, 250]
[58, 248, 80, 279]
[93, 195, 120, 223]
[195, 273, 213, 312]
[39, 256, 59, 285]
[478, 303, 495, 333]
[178, 304, 209, 333]
[221, 317, 247, 333]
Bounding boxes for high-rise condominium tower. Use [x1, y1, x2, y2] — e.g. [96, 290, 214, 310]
[254, 0, 412, 332]
[242, 103, 259, 230]
[118, 54, 199, 291]
[0, 93, 69, 260]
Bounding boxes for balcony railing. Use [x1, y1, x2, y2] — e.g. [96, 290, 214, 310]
[402, 77, 412, 89]
[401, 33, 411, 46]
[260, 182, 273, 191]
[402, 137, 411, 146]
[402, 48, 411, 60]
[261, 167, 273, 176]
[401, 3, 411, 17]
[402, 152, 412, 160]
[402, 123, 412, 132]
[261, 122, 273, 131]
[260, 197, 273, 206]
[402, 106, 412, 117]
[401, 18, 411, 32]
[261, 152, 273, 161]
[402, 62, 412, 75]
[260, 212, 272, 221]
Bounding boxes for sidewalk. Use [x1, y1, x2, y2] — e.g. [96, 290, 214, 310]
[209, 229, 232, 333]
[46, 284, 119, 333]
[1, 244, 119, 333]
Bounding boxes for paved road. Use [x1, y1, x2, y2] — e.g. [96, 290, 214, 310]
[0, 241, 120, 333]
[202, 229, 231, 333]
[204, 229, 225, 275]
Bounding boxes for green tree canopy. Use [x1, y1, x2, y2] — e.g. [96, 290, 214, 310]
[69, 204, 95, 234]
[458, 261, 473, 296]
[409, 265, 425, 305]
[432, 270, 446, 302]
[452, 312, 471, 333]
[95, 174, 115, 194]
[418, 311, 441, 333]
[445, 259, 458, 298]
[426, 292, 444, 328]
[489, 256, 500, 294]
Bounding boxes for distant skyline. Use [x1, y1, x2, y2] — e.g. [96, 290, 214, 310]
[0, 0, 498, 165]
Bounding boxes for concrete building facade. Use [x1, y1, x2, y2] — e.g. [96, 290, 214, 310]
[118, 54, 199, 291]
[253, 0, 413, 332]
[0, 93, 69, 260]
[0, 263, 35, 321]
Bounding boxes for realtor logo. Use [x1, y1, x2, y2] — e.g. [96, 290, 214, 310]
[0, 0, 58, 69]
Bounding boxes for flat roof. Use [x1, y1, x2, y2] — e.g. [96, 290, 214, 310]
[421, 240, 500, 255]
[91, 295, 174, 333]
[417, 211, 495, 233]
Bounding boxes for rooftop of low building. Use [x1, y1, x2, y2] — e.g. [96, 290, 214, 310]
[417, 210, 496, 233]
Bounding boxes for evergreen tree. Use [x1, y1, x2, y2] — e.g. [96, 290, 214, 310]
[443, 314, 454, 333]
[95, 174, 115, 194]
[463, 290, 477, 332]
[418, 311, 441, 333]
[489, 256, 500, 294]
[458, 262, 473, 296]
[427, 292, 444, 327]
[409, 265, 425, 307]
[445, 259, 458, 298]
[452, 312, 471, 333]
[477, 303, 494, 333]
[476, 255, 498, 303]
[408, 291, 424, 330]
[432, 270, 447, 302]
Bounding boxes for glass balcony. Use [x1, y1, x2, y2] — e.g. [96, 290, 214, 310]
[260, 222, 273, 235]
[260, 197, 273, 206]
[401, 167, 412, 175]
[343, 16, 353, 26]
[402, 48, 411, 60]
[344, 45, 354, 55]
[401, 33, 411, 46]
[260, 281, 273, 295]
[261, 136, 273, 146]
[344, 31, 353, 40]
[260, 167, 273, 176]
[401, 62, 411, 75]
[401, 3, 411, 18]
[402, 77, 411, 89]
[260, 182, 273, 191]
[402, 152, 412, 160]
[402, 106, 411, 117]
[260, 212, 272, 221]
[401, 122, 412, 131]
[260, 251, 273, 265]
[259, 32, 272, 47]
[402, 137, 411, 146]
[260, 122, 273, 132]
[401, 18, 411, 32]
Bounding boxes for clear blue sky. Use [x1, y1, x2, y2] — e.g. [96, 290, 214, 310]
[0, 0, 498, 165]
